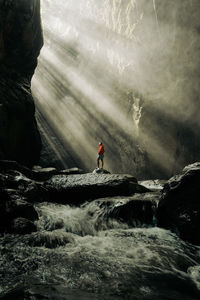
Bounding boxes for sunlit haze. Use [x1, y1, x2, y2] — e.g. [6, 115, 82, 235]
[32, 0, 200, 178]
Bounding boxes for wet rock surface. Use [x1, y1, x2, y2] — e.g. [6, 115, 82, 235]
[9, 217, 37, 234]
[4, 192, 38, 221]
[0, 283, 121, 300]
[93, 168, 111, 174]
[1, 227, 200, 300]
[139, 180, 166, 191]
[1, 159, 200, 248]
[45, 173, 147, 205]
[157, 163, 200, 245]
[95, 193, 160, 227]
[1, 161, 200, 299]
[0, 187, 38, 234]
[0, 160, 151, 234]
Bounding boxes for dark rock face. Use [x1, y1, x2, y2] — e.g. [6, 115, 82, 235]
[157, 163, 200, 245]
[0, 188, 38, 234]
[95, 193, 159, 227]
[6, 192, 38, 221]
[0, 0, 43, 167]
[9, 217, 37, 234]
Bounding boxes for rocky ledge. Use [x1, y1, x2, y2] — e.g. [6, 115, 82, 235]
[0, 160, 152, 234]
[1, 160, 200, 246]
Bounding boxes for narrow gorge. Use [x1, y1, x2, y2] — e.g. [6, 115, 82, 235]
[0, 1, 200, 300]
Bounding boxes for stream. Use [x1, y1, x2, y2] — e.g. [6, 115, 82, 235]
[1, 192, 200, 299]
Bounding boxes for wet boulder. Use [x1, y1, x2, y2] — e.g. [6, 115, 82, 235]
[58, 167, 85, 175]
[9, 217, 37, 234]
[139, 179, 166, 191]
[157, 163, 200, 245]
[0, 188, 38, 233]
[96, 193, 159, 227]
[45, 173, 149, 205]
[5, 191, 38, 221]
[92, 168, 111, 174]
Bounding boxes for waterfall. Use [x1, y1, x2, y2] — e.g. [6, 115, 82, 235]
[1, 186, 200, 298]
[1, 211, 200, 298]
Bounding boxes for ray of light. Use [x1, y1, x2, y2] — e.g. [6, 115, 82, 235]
[32, 0, 200, 177]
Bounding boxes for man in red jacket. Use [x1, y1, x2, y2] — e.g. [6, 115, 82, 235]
[97, 142, 105, 169]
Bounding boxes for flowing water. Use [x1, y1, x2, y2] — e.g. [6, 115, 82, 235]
[0, 196, 200, 299]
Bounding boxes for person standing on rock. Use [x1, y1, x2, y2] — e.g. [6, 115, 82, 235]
[97, 142, 105, 169]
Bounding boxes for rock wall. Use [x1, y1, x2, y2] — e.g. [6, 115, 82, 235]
[136, 0, 200, 178]
[0, 0, 43, 167]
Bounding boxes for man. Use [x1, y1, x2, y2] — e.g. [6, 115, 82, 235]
[97, 142, 105, 169]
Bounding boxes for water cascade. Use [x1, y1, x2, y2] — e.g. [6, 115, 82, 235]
[1, 192, 200, 299]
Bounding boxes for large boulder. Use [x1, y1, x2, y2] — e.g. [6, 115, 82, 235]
[0, 187, 38, 233]
[9, 217, 37, 234]
[44, 173, 149, 205]
[0, 188, 10, 231]
[95, 192, 160, 228]
[5, 191, 38, 221]
[0, 0, 43, 167]
[0, 162, 46, 202]
[157, 163, 200, 245]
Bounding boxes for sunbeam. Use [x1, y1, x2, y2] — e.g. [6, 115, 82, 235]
[32, 0, 200, 179]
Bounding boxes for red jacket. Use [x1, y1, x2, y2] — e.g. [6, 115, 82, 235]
[98, 144, 105, 155]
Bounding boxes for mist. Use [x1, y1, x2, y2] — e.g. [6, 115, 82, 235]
[32, 0, 200, 179]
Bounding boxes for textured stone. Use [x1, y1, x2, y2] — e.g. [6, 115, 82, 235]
[0, 0, 43, 167]
[92, 168, 111, 174]
[6, 197, 38, 221]
[9, 217, 37, 234]
[157, 163, 200, 245]
[95, 193, 159, 227]
[45, 173, 148, 205]
[0, 187, 38, 233]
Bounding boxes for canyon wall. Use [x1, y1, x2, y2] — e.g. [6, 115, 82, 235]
[0, 0, 43, 167]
